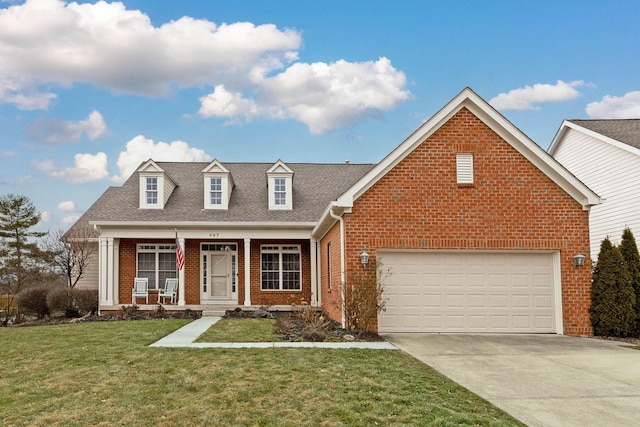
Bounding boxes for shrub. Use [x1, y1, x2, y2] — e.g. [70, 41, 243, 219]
[298, 306, 330, 342]
[273, 313, 294, 336]
[342, 260, 389, 334]
[74, 289, 98, 315]
[590, 238, 636, 337]
[15, 286, 50, 319]
[620, 228, 640, 335]
[47, 288, 79, 317]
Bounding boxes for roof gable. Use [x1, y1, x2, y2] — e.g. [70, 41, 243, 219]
[202, 159, 231, 174]
[549, 119, 640, 157]
[335, 87, 600, 212]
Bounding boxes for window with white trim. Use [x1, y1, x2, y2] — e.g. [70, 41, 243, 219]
[261, 245, 301, 290]
[210, 177, 222, 205]
[456, 153, 474, 184]
[137, 244, 177, 290]
[146, 177, 158, 205]
[274, 178, 286, 206]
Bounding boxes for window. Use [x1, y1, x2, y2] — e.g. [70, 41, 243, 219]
[146, 177, 158, 204]
[137, 244, 177, 290]
[274, 178, 286, 206]
[261, 245, 301, 290]
[210, 177, 222, 205]
[327, 243, 332, 290]
[456, 153, 474, 184]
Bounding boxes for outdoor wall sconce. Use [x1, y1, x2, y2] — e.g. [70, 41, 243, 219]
[360, 250, 369, 267]
[572, 253, 586, 267]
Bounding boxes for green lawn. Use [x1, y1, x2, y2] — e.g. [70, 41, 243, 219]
[0, 320, 524, 426]
[196, 317, 278, 342]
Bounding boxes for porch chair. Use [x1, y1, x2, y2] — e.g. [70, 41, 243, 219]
[132, 277, 149, 304]
[158, 278, 178, 304]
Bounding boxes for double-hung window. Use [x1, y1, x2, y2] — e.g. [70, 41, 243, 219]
[146, 177, 158, 205]
[274, 178, 286, 206]
[210, 177, 222, 206]
[261, 245, 301, 290]
[137, 244, 177, 290]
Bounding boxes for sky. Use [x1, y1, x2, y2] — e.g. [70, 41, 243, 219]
[1, 0, 639, 232]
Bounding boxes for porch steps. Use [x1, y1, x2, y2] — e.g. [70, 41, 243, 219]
[201, 305, 241, 317]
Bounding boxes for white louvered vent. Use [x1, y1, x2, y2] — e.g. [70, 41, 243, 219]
[456, 153, 474, 184]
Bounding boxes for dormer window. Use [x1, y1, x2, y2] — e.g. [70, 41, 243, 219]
[202, 160, 233, 210]
[138, 159, 176, 209]
[267, 160, 294, 210]
[146, 177, 158, 205]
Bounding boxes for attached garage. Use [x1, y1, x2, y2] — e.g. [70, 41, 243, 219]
[378, 251, 561, 333]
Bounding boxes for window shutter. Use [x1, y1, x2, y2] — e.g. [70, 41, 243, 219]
[456, 153, 474, 184]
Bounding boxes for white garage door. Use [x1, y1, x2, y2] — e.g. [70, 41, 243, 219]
[378, 251, 558, 333]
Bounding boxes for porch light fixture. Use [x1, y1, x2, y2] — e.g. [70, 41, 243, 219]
[572, 253, 586, 267]
[360, 250, 369, 267]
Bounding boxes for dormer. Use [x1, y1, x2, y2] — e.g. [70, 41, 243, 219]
[202, 160, 234, 210]
[266, 160, 293, 210]
[137, 159, 176, 209]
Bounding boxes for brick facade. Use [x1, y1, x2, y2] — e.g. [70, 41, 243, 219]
[320, 107, 593, 336]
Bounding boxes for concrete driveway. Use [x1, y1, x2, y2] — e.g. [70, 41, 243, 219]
[383, 334, 640, 427]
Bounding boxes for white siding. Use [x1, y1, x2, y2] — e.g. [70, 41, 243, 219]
[554, 128, 640, 258]
[163, 175, 176, 206]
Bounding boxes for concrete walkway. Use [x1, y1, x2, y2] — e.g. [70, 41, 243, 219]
[384, 333, 640, 427]
[150, 317, 397, 349]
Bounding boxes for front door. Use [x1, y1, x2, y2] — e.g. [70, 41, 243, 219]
[201, 252, 232, 301]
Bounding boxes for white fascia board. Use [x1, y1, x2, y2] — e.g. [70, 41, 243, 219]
[547, 120, 571, 155]
[311, 202, 351, 239]
[336, 88, 600, 211]
[95, 227, 313, 240]
[551, 121, 640, 157]
[89, 220, 316, 230]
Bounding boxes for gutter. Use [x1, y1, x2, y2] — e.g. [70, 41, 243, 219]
[329, 203, 346, 328]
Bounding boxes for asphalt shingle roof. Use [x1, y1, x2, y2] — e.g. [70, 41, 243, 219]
[569, 119, 640, 150]
[71, 161, 375, 233]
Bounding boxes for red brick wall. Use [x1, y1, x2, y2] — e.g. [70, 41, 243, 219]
[117, 238, 310, 307]
[320, 222, 344, 323]
[324, 107, 592, 335]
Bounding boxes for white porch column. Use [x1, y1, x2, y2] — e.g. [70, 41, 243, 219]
[310, 238, 318, 306]
[244, 238, 251, 306]
[178, 237, 186, 306]
[112, 239, 119, 304]
[98, 237, 114, 305]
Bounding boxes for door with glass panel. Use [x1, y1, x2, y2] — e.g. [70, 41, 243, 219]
[201, 244, 237, 302]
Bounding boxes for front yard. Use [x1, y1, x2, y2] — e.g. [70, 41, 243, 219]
[0, 320, 524, 426]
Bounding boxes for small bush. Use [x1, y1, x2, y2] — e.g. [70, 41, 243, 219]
[47, 288, 79, 317]
[343, 260, 389, 334]
[273, 313, 294, 335]
[74, 289, 98, 315]
[16, 286, 51, 319]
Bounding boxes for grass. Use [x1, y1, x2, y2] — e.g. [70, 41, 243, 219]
[195, 317, 277, 342]
[0, 320, 525, 426]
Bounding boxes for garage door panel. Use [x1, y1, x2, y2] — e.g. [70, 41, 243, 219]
[378, 251, 557, 333]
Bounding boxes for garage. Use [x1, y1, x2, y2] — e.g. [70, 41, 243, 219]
[378, 251, 560, 333]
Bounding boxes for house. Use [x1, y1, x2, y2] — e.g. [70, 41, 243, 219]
[70, 88, 599, 335]
[549, 119, 640, 259]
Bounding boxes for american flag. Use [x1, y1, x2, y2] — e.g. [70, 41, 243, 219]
[175, 232, 185, 270]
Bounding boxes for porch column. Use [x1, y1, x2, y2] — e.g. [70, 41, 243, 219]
[310, 238, 318, 306]
[112, 239, 120, 305]
[178, 237, 186, 306]
[98, 237, 109, 306]
[244, 238, 251, 306]
[105, 237, 114, 305]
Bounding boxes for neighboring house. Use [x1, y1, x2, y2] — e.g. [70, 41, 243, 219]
[70, 88, 599, 336]
[549, 119, 640, 259]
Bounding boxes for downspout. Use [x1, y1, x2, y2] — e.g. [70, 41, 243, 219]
[329, 204, 346, 328]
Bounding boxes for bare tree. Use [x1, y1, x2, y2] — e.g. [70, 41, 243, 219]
[46, 227, 97, 288]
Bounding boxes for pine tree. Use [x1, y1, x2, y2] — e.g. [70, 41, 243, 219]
[590, 238, 635, 337]
[619, 228, 640, 335]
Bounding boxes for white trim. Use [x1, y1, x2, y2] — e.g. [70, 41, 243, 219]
[549, 120, 640, 157]
[89, 220, 316, 229]
[267, 160, 294, 210]
[456, 153, 474, 184]
[260, 244, 302, 291]
[329, 88, 600, 214]
[244, 238, 251, 306]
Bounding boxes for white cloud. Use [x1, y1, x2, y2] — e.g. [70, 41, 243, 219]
[62, 215, 79, 224]
[50, 152, 109, 183]
[27, 110, 107, 143]
[199, 57, 411, 134]
[113, 135, 212, 182]
[57, 200, 75, 211]
[490, 80, 584, 111]
[0, 0, 301, 109]
[586, 91, 640, 118]
[40, 211, 51, 222]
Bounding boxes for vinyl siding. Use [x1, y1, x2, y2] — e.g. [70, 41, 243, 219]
[74, 247, 99, 290]
[554, 128, 640, 258]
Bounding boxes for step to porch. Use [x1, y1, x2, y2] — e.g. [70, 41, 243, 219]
[201, 305, 241, 317]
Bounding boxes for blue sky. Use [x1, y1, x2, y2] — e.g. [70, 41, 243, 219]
[1, 0, 639, 232]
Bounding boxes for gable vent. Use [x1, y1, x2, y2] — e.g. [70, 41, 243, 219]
[456, 153, 474, 184]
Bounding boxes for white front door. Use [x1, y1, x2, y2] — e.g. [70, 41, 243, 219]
[201, 252, 232, 301]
